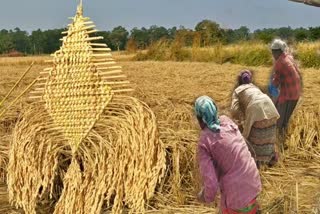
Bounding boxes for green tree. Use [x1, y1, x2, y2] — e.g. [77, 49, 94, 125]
[226, 26, 250, 43]
[11, 27, 31, 53]
[195, 20, 225, 46]
[0, 30, 14, 54]
[96, 31, 115, 50]
[110, 26, 129, 51]
[42, 29, 64, 54]
[276, 27, 293, 40]
[253, 29, 276, 43]
[235, 26, 250, 41]
[168, 27, 177, 40]
[130, 27, 149, 49]
[30, 29, 46, 54]
[309, 27, 320, 41]
[148, 25, 169, 43]
[294, 28, 309, 42]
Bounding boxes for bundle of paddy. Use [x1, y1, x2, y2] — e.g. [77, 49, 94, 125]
[0, 62, 37, 183]
[141, 103, 320, 213]
[0, 110, 19, 183]
[7, 3, 165, 214]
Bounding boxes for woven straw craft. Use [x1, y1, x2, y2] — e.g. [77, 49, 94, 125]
[7, 2, 166, 214]
[30, 2, 131, 151]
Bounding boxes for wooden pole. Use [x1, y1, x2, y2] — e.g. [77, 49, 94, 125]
[0, 79, 37, 118]
[0, 62, 34, 108]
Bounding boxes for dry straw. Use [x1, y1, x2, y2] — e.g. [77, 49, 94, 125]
[0, 62, 36, 182]
[2, 2, 320, 214]
[151, 105, 320, 213]
[7, 2, 165, 214]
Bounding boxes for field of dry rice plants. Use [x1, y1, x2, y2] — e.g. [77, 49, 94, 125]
[0, 55, 320, 213]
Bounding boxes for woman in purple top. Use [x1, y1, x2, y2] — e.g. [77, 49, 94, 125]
[195, 96, 261, 214]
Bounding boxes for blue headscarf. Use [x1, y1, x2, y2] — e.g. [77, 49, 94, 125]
[194, 96, 221, 132]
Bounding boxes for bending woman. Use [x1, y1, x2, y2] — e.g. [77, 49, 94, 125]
[231, 70, 280, 166]
[195, 95, 261, 214]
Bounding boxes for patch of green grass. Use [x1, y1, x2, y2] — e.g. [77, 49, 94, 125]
[134, 41, 320, 68]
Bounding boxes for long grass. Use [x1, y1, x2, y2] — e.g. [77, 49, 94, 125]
[135, 41, 320, 68]
[295, 42, 320, 68]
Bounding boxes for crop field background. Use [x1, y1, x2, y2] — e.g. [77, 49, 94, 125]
[135, 41, 320, 69]
[0, 55, 320, 213]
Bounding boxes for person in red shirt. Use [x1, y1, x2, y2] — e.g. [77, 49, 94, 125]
[270, 39, 302, 145]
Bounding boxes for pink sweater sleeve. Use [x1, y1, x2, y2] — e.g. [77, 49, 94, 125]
[197, 137, 218, 203]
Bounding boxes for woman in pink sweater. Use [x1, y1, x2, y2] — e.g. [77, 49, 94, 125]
[195, 96, 261, 214]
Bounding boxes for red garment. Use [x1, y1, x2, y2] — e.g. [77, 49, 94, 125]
[222, 199, 258, 214]
[272, 53, 301, 104]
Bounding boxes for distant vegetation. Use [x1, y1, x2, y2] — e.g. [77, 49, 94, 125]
[135, 40, 320, 68]
[0, 20, 320, 67]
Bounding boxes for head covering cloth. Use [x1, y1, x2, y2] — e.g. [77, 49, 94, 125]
[270, 39, 288, 52]
[239, 70, 252, 85]
[195, 96, 221, 132]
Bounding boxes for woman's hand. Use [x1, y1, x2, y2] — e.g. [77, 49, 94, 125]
[198, 187, 220, 208]
[197, 187, 205, 202]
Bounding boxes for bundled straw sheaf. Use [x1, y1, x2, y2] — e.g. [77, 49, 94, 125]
[0, 63, 37, 183]
[8, 105, 68, 213]
[54, 96, 166, 214]
[7, 2, 165, 214]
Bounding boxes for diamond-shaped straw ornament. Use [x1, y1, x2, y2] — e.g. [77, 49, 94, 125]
[30, 2, 132, 151]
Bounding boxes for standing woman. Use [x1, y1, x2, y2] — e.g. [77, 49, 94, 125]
[195, 96, 261, 214]
[231, 70, 280, 166]
[270, 39, 302, 141]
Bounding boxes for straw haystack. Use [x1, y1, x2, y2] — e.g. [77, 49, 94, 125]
[7, 2, 166, 214]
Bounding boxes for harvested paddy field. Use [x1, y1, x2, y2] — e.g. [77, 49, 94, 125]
[0, 58, 320, 213]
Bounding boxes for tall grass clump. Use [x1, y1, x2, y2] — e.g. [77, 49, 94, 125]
[135, 40, 171, 61]
[135, 39, 191, 61]
[169, 38, 192, 62]
[191, 43, 232, 64]
[229, 42, 273, 66]
[191, 42, 272, 66]
[296, 42, 320, 68]
[126, 38, 138, 54]
[136, 42, 273, 66]
[135, 41, 320, 68]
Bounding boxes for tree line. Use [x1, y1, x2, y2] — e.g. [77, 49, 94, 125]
[0, 20, 320, 55]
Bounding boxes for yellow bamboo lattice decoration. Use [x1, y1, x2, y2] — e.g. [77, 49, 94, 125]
[30, 2, 131, 150]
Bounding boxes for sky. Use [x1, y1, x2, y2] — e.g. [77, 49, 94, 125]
[0, 0, 319, 33]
